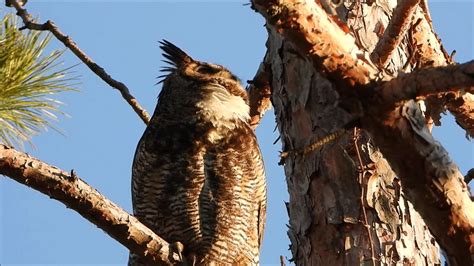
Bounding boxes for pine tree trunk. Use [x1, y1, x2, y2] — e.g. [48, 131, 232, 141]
[263, 1, 441, 264]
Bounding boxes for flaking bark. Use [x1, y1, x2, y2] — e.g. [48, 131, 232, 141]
[406, 1, 473, 137]
[264, 28, 441, 264]
[248, 61, 272, 129]
[376, 61, 474, 105]
[371, 0, 421, 67]
[253, 0, 473, 264]
[252, 0, 379, 87]
[446, 92, 474, 138]
[363, 101, 474, 265]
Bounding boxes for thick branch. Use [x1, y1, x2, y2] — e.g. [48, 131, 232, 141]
[371, 0, 420, 67]
[376, 61, 474, 137]
[0, 145, 183, 265]
[363, 101, 474, 265]
[7, 0, 150, 125]
[376, 61, 474, 105]
[251, 0, 379, 86]
[248, 61, 272, 129]
[407, 2, 474, 138]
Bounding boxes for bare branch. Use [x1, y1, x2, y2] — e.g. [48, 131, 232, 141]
[248, 62, 272, 129]
[371, 0, 421, 67]
[376, 61, 474, 105]
[251, 0, 379, 86]
[7, 0, 151, 125]
[279, 255, 286, 266]
[363, 101, 474, 265]
[0, 145, 183, 265]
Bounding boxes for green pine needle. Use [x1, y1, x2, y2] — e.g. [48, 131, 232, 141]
[0, 14, 76, 148]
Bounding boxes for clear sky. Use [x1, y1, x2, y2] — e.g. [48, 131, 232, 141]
[1, 1, 472, 265]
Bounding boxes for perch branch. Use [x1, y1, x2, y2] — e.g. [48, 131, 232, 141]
[371, 0, 420, 67]
[376, 61, 474, 105]
[7, 0, 151, 125]
[251, 0, 379, 86]
[0, 145, 183, 265]
[248, 61, 272, 129]
[363, 101, 474, 265]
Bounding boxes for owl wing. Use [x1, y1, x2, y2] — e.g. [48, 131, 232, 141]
[129, 125, 167, 266]
[131, 119, 207, 251]
[131, 122, 171, 234]
[238, 126, 267, 249]
[198, 125, 267, 263]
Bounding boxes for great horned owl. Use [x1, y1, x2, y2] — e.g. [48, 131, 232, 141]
[129, 40, 267, 265]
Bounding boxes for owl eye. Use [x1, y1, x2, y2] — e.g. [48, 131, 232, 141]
[196, 65, 220, 74]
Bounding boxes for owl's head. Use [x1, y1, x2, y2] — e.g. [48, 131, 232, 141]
[158, 40, 250, 127]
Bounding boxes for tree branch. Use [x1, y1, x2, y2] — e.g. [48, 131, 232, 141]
[6, 0, 151, 125]
[371, 0, 421, 67]
[0, 145, 183, 265]
[363, 101, 474, 265]
[406, 2, 474, 138]
[251, 0, 379, 86]
[248, 61, 272, 129]
[376, 61, 474, 105]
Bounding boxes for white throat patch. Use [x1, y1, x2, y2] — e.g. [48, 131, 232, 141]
[196, 83, 250, 129]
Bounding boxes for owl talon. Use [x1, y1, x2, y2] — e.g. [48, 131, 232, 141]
[169, 241, 185, 264]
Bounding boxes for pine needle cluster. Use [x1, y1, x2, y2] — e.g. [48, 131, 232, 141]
[0, 14, 75, 148]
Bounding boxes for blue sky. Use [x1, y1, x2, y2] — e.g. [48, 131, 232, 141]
[1, 1, 473, 265]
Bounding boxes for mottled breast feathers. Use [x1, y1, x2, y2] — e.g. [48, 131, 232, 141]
[129, 40, 267, 265]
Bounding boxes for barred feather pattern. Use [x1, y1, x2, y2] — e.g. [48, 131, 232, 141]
[199, 123, 266, 264]
[129, 40, 267, 265]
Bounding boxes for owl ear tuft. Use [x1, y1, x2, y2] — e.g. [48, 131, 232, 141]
[159, 40, 193, 69]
